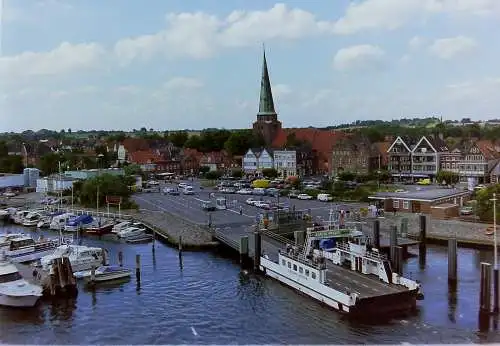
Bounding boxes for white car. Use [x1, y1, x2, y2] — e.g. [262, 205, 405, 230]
[255, 201, 270, 209]
[297, 193, 313, 200]
[237, 188, 253, 195]
[178, 182, 188, 188]
[246, 198, 257, 205]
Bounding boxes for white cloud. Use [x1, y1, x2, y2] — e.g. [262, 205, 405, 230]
[333, 45, 386, 71]
[0, 42, 106, 78]
[429, 36, 477, 59]
[333, 0, 500, 35]
[162, 77, 204, 90]
[408, 36, 426, 50]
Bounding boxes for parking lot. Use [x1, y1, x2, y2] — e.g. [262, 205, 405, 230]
[133, 179, 368, 228]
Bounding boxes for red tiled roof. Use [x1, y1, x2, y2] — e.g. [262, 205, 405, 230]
[123, 138, 149, 153]
[476, 140, 500, 160]
[272, 128, 345, 154]
[128, 150, 161, 165]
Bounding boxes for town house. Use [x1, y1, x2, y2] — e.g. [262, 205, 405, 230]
[387, 136, 417, 181]
[272, 150, 297, 178]
[242, 148, 274, 174]
[410, 135, 448, 180]
[331, 135, 372, 176]
[458, 140, 500, 184]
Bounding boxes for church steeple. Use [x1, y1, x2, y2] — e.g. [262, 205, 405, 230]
[258, 46, 276, 116]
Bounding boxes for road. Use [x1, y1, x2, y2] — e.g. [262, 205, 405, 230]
[133, 179, 369, 228]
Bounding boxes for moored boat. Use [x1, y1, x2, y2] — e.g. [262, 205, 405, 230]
[116, 226, 146, 239]
[22, 211, 44, 227]
[85, 222, 115, 236]
[40, 244, 105, 273]
[74, 265, 132, 283]
[49, 213, 75, 231]
[0, 257, 43, 307]
[4, 236, 59, 263]
[64, 214, 93, 232]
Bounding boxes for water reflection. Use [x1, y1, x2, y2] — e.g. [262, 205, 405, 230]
[447, 284, 458, 323]
[0, 304, 45, 325]
[418, 244, 426, 270]
[49, 297, 77, 323]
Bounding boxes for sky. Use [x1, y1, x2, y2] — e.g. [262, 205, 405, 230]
[1, 0, 500, 132]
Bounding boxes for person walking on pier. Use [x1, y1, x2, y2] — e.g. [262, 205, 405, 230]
[239, 206, 243, 215]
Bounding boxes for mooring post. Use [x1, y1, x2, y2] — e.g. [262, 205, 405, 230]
[419, 214, 427, 269]
[178, 236, 183, 257]
[101, 248, 107, 266]
[480, 262, 492, 314]
[135, 254, 141, 283]
[90, 265, 96, 283]
[152, 229, 156, 253]
[448, 238, 458, 285]
[400, 218, 408, 237]
[395, 246, 404, 276]
[373, 220, 380, 249]
[239, 236, 249, 267]
[390, 225, 398, 266]
[419, 214, 427, 244]
[253, 230, 262, 272]
[118, 251, 123, 267]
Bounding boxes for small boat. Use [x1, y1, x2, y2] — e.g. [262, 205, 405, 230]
[12, 210, 30, 225]
[0, 257, 43, 307]
[22, 212, 43, 227]
[49, 213, 75, 231]
[0, 233, 26, 250]
[112, 221, 142, 234]
[85, 222, 115, 236]
[125, 234, 153, 244]
[64, 214, 93, 232]
[75, 265, 132, 282]
[40, 244, 105, 273]
[4, 236, 59, 263]
[116, 226, 146, 239]
[37, 211, 64, 229]
[0, 209, 9, 221]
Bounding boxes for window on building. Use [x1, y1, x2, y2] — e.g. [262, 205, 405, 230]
[305, 269, 309, 276]
[282, 259, 285, 266]
[299, 267, 303, 274]
[293, 264, 297, 271]
[393, 200, 400, 209]
[287, 262, 291, 268]
[311, 272, 317, 279]
[403, 200, 409, 209]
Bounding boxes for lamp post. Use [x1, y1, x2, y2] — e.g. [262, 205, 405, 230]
[491, 193, 499, 313]
[96, 154, 104, 217]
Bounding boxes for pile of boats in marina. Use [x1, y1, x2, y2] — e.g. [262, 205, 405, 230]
[0, 207, 152, 243]
[0, 232, 133, 308]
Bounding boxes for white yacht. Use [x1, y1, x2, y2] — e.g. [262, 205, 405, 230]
[40, 244, 106, 273]
[0, 233, 26, 250]
[0, 258, 43, 307]
[64, 214, 93, 232]
[49, 213, 75, 231]
[116, 226, 146, 239]
[112, 221, 142, 234]
[4, 236, 59, 263]
[22, 212, 44, 227]
[12, 210, 31, 225]
[0, 209, 9, 221]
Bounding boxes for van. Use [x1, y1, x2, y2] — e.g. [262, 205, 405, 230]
[317, 193, 333, 202]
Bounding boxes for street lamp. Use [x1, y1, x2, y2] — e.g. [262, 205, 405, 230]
[491, 193, 498, 270]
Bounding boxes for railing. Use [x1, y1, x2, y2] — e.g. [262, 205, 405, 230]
[336, 242, 387, 262]
[48, 206, 133, 220]
[212, 228, 239, 250]
[279, 249, 327, 270]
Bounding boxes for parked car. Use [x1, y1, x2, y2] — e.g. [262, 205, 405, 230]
[237, 188, 253, 195]
[246, 198, 258, 205]
[288, 191, 299, 198]
[252, 188, 266, 195]
[178, 182, 188, 189]
[297, 193, 313, 200]
[460, 206, 473, 216]
[317, 193, 332, 202]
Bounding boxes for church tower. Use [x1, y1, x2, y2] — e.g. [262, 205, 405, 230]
[252, 47, 282, 146]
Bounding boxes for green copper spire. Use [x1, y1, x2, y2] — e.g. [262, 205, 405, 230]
[258, 46, 276, 116]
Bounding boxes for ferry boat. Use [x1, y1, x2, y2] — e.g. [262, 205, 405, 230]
[4, 236, 59, 263]
[49, 213, 75, 231]
[40, 244, 106, 273]
[259, 210, 424, 317]
[0, 257, 43, 307]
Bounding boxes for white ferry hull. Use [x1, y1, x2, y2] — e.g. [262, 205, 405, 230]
[0, 293, 41, 307]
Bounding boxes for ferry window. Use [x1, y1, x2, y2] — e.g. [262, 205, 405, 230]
[403, 200, 409, 209]
[393, 200, 400, 209]
[299, 267, 303, 274]
[287, 262, 291, 268]
[305, 269, 309, 276]
[293, 264, 297, 271]
[281, 259, 286, 266]
[311, 272, 317, 279]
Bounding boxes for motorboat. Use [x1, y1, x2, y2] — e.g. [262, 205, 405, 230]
[85, 221, 115, 236]
[0, 233, 26, 250]
[112, 221, 142, 234]
[22, 212, 44, 227]
[4, 236, 59, 263]
[74, 265, 131, 283]
[0, 209, 9, 221]
[12, 210, 31, 225]
[37, 211, 64, 229]
[40, 244, 105, 273]
[0, 258, 43, 307]
[49, 213, 75, 231]
[64, 214, 93, 232]
[116, 226, 146, 239]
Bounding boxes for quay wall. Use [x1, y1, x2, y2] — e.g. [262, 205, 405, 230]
[366, 214, 495, 248]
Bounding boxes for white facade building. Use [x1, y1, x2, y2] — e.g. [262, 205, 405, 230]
[273, 150, 297, 178]
[242, 148, 274, 173]
[117, 145, 126, 162]
[36, 175, 75, 193]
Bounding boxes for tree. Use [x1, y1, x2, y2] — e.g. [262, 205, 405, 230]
[224, 130, 255, 156]
[199, 166, 210, 174]
[262, 168, 278, 178]
[167, 131, 189, 148]
[123, 164, 144, 177]
[0, 155, 23, 173]
[231, 168, 243, 178]
[476, 185, 500, 223]
[338, 171, 357, 181]
[184, 135, 202, 150]
[77, 174, 133, 208]
[38, 153, 62, 175]
[0, 141, 8, 156]
[436, 170, 459, 185]
[204, 170, 223, 180]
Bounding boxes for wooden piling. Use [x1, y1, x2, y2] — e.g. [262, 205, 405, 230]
[418, 215, 427, 269]
[390, 225, 398, 266]
[253, 230, 262, 272]
[419, 214, 427, 244]
[135, 254, 141, 282]
[101, 248, 107, 266]
[239, 236, 249, 267]
[395, 246, 404, 276]
[494, 268, 499, 314]
[178, 236, 183, 256]
[400, 218, 408, 237]
[480, 262, 492, 314]
[118, 251, 123, 267]
[373, 220, 380, 249]
[90, 265, 96, 283]
[448, 238, 458, 285]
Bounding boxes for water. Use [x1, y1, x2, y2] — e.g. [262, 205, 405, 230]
[1, 225, 500, 344]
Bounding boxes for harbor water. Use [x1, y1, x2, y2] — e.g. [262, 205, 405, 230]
[1, 224, 500, 344]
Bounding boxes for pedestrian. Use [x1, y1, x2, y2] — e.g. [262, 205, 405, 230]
[239, 206, 243, 215]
